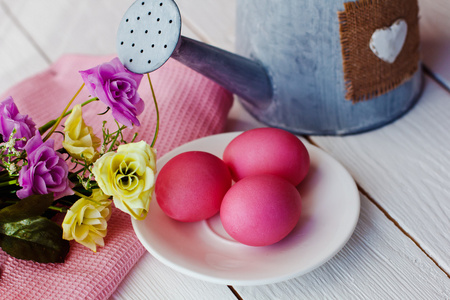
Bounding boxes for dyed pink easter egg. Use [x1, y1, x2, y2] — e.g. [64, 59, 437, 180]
[223, 128, 310, 186]
[220, 174, 302, 246]
[155, 151, 232, 222]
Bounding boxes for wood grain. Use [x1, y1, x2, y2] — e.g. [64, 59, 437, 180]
[2, 1, 134, 59]
[0, 3, 48, 94]
[112, 254, 237, 300]
[234, 194, 450, 299]
[176, 0, 236, 51]
[311, 77, 450, 275]
[418, 0, 450, 40]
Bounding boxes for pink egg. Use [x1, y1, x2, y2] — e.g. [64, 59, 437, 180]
[155, 151, 232, 222]
[223, 128, 310, 186]
[220, 174, 302, 246]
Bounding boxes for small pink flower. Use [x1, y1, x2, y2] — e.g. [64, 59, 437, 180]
[79, 57, 144, 127]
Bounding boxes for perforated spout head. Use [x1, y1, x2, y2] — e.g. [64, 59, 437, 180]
[117, 0, 182, 74]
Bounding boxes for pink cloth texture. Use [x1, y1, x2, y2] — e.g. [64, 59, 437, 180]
[0, 54, 233, 299]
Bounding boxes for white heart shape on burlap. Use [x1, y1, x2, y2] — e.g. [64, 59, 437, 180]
[369, 19, 408, 64]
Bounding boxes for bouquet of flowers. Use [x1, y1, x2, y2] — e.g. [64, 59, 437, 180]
[0, 57, 159, 263]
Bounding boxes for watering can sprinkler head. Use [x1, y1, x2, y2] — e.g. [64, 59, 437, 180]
[117, 0, 182, 74]
[116, 0, 273, 107]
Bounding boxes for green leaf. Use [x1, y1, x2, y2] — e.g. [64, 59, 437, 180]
[0, 216, 69, 263]
[0, 194, 54, 223]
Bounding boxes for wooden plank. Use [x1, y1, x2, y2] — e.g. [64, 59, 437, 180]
[175, 0, 236, 51]
[234, 194, 450, 299]
[2, 0, 135, 61]
[0, 3, 48, 94]
[418, 0, 450, 89]
[310, 77, 450, 275]
[112, 254, 237, 300]
[3, 0, 210, 63]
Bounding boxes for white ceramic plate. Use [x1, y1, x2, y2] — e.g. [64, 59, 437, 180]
[132, 132, 360, 286]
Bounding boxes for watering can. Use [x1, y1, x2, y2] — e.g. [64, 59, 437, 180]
[116, 0, 423, 135]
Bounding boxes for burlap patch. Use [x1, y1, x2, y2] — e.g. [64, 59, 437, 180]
[338, 0, 420, 102]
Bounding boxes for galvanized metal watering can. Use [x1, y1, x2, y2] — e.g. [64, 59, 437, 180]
[117, 0, 422, 135]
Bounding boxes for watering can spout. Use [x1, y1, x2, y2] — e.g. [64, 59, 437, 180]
[116, 0, 272, 109]
[172, 36, 273, 107]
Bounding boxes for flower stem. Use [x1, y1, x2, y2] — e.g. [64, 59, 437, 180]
[0, 179, 18, 187]
[43, 83, 85, 141]
[147, 74, 159, 148]
[48, 205, 68, 213]
[0, 173, 14, 181]
[2, 200, 18, 205]
[107, 121, 122, 153]
[39, 97, 99, 135]
[73, 190, 103, 206]
[55, 198, 76, 207]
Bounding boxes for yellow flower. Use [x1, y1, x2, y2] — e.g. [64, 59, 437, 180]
[62, 104, 101, 162]
[92, 141, 157, 220]
[62, 189, 112, 252]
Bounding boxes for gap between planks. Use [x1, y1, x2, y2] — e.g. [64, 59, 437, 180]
[228, 285, 244, 300]
[423, 64, 450, 93]
[305, 136, 450, 280]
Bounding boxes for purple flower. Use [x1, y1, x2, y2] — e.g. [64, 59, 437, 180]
[17, 131, 73, 199]
[79, 57, 144, 127]
[0, 97, 36, 150]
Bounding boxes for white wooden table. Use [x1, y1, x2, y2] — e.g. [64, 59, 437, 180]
[0, 1, 449, 299]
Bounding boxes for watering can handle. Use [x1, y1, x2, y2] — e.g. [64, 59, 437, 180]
[172, 36, 273, 106]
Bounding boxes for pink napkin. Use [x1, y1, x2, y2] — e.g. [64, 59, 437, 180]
[0, 54, 233, 299]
